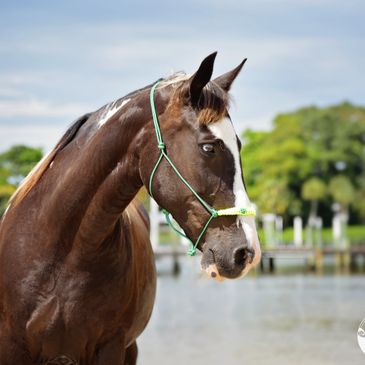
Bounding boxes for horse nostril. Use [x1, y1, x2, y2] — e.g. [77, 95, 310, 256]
[233, 246, 255, 267]
[233, 246, 247, 267]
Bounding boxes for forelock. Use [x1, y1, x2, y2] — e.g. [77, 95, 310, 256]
[168, 78, 229, 125]
[159, 72, 230, 125]
[196, 81, 229, 125]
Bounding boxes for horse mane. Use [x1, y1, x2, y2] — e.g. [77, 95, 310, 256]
[9, 113, 91, 208]
[196, 81, 229, 124]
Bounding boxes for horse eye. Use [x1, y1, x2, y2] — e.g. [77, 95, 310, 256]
[201, 143, 215, 154]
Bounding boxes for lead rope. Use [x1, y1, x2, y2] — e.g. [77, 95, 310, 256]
[148, 80, 256, 256]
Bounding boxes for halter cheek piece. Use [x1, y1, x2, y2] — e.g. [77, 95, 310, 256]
[148, 81, 256, 256]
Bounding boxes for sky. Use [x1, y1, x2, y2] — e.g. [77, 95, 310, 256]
[0, 0, 364, 152]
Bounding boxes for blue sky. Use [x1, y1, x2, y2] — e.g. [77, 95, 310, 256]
[0, 0, 364, 152]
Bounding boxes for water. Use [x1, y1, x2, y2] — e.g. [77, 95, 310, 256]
[138, 257, 365, 365]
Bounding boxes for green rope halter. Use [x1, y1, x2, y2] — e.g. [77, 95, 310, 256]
[148, 80, 256, 256]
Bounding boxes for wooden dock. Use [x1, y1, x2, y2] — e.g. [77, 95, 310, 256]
[154, 244, 365, 274]
[259, 245, 365, 273]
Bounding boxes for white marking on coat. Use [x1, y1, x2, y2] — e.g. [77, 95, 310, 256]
[208, 117, 261, 266]
[204, 263, 225, 282]
[98, 98, 130, 127]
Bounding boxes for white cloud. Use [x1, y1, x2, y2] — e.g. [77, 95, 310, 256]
[0, 74, 46, 98]
[0, 99, 91, 118]
[0, 10, 363, 145]
[0, 124, 65, 152]
[0, 88, 24, 98]
[0, 74, 43, 86]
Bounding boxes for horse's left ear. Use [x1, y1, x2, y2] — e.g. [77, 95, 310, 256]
[189, 52, 217, 105]
[213, 58, 247, 92]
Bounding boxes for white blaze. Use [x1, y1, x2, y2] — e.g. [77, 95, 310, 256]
[208, 117, 261, 267]
[98, 98, 130, 127]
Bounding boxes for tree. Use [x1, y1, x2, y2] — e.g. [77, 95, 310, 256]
[329, 175, 355, 215]
[301, 177, 327, 226]
[353, 177, 365, 223]
[241, 102, 365, 224]
[254, 179, 294, 216]
[0, 145, 43, 215]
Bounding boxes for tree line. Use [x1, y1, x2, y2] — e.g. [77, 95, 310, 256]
[241, 102, 365, 226]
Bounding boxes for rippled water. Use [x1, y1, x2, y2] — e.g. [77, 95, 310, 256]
[138, 257, 365, 365]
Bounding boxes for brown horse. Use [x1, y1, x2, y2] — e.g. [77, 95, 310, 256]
[0, 53, 260, 364]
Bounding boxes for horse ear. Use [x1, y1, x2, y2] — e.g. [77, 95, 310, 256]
[189, 52, 217, 105]
[213, 58, 247, 92]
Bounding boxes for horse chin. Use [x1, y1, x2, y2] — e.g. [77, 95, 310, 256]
[200, 247, 231, 281]
[202, 262, 255, 281]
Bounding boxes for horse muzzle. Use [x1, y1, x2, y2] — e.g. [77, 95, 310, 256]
[201, 242, 260, 281]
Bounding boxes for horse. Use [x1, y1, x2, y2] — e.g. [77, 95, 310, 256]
[0, 52, 261, 364]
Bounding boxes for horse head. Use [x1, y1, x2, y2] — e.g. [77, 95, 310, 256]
[140, 53, 261, 280]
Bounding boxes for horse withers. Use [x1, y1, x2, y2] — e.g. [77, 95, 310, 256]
[0, 52, 260, 364]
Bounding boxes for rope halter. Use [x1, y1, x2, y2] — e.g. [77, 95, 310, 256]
[148, 80, 256, 256]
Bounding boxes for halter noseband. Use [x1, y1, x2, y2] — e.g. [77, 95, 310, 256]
[148, 80, 256, 256]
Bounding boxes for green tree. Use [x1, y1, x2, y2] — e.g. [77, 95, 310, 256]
[329, 175, 355, 215]
[0, 145, 43, 215]
[254, 179, 294, 216]
[353, 177, 365, 222]
[241, 102, 365, 224]
[301, 177, 327, 226]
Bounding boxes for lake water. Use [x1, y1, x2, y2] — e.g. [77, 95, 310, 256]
[138, 256, 365, 365]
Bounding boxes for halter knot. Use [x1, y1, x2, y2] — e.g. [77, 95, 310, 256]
[187, 247, 197, 256]
[211, 210, 219, 218]
[157, 142, 166, 150]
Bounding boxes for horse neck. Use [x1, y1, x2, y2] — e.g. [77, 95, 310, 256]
[67, 87, 170, 251]
[26, 94, 150, 253]
[71, 111, 149, 249]
[73, 139, 143, 250]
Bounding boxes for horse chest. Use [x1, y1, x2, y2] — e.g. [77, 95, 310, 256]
[25, 251, 156, 361]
